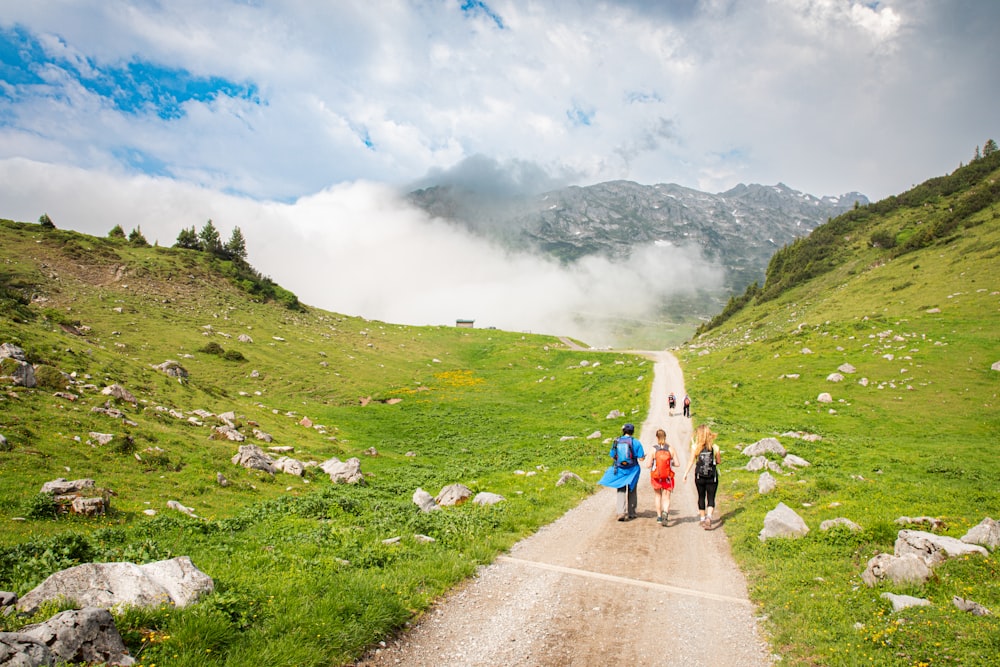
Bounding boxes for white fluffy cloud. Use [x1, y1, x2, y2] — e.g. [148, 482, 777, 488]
[1, 1, 996, 201]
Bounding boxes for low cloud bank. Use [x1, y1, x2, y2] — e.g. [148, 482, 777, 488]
[0, 159, 724, 346]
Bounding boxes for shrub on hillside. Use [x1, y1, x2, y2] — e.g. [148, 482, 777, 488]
[223, 349, 247, 362]
[33, 365, 68, 391]
[869, 230, 897, 249]
[200, 342, 225, 355]
[23, 493, 59, 520]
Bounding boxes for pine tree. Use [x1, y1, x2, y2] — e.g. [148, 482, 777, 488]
[128, 227, 149, 247]
[984, 139, 998, 157]
[225, 226, 248, 262]
[974, 145, 982, 161]
[175, 226, 199, 249]
[38, 213, 55, 229]
[199, 220, 222, 255]
[108, 224, 126, 239]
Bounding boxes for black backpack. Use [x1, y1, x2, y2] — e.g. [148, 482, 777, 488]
[695, 447, 717, 481]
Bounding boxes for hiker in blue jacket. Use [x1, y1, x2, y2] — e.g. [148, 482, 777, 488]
[598, 423, 645, 521]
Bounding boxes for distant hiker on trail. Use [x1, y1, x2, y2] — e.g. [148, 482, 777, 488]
[682, 394, 691, 418]
[649, 428, 677, 526]
[598, 423, 645, 521]
[683, 424, 720, 529]
[668, 392, 676, 415]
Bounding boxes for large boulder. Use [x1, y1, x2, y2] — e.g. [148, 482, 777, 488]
[862, 553, 932, 587]
[759, 502, 809, 541]
[231, 445, 276, 474]
[895, 530, 988, 567]
[0, 343, 27, 362]
[0, 632, 54, 666]
[40, 478, 95, 496]
[961, 517, 999, 550]
[0, 358, 36, 388]
[16, 557, 213, 615]
[320, 457, 363, 484]
[17, 607, 134, 666]
[742, 438, 786, 457]
[435, 484, 473, 507]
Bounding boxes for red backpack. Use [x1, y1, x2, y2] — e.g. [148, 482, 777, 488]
[652, 445, 674, 481]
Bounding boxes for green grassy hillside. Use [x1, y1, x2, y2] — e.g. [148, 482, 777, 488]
[0, 220, 650, 665]
[680, 154, 1000, 666]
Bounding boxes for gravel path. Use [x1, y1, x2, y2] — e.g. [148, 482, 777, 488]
[354, 351, 774, 666]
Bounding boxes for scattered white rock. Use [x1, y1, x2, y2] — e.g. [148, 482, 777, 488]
[556, 471, 584, 486]
[232, 445, 276, 474]
[586, 431, 602, 440]
[817, 392, 833, 403]
[320, 457, 363, 484]
[412, 488, 439, 513]
[961, 517, 1000, 549]
[742, 438, 787, 457]
[167, 500, 197, 518]
[862, 553, 932, 587]
[758, 472, 776, 494]
[838, 363, 857, 374]
[473, 492, 506, 506]
[759, 503, 810, 541]
[435, 483, 473, 507]
[100, 384, 137, 404]
[826, 373, 844, 382]
[782, 454, 811, 469]
[953, 596, 991, 616]
[895, 530, 988, 567]
[881, 592, 931, 612]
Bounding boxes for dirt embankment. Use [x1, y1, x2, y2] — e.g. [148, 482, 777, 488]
[355, 351, 773, 667]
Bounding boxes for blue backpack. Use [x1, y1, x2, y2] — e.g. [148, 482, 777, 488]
[613, 436, 637, 471]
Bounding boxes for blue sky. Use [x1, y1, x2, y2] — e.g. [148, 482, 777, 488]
[0, 0, 997, 339]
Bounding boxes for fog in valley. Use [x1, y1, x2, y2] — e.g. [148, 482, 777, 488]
[1, 159, 724, 346]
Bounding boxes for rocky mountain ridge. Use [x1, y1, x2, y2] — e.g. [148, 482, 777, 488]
[409, 180, 868, 291]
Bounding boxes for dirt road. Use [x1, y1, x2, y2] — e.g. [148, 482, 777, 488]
[355, 351, 774, 666]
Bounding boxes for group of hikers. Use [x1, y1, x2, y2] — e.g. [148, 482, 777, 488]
[598, 393, 720, 528]
[667, 392, 690, 417]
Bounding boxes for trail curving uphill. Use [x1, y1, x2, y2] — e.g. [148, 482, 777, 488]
[355, 351, 773, 666]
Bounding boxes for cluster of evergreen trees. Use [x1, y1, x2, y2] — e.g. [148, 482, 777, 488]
[173, 220, 247, 263]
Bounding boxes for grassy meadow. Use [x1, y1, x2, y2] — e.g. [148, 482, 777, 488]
[0, 219, 652, 665]
[678, 159, 1000, 665]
